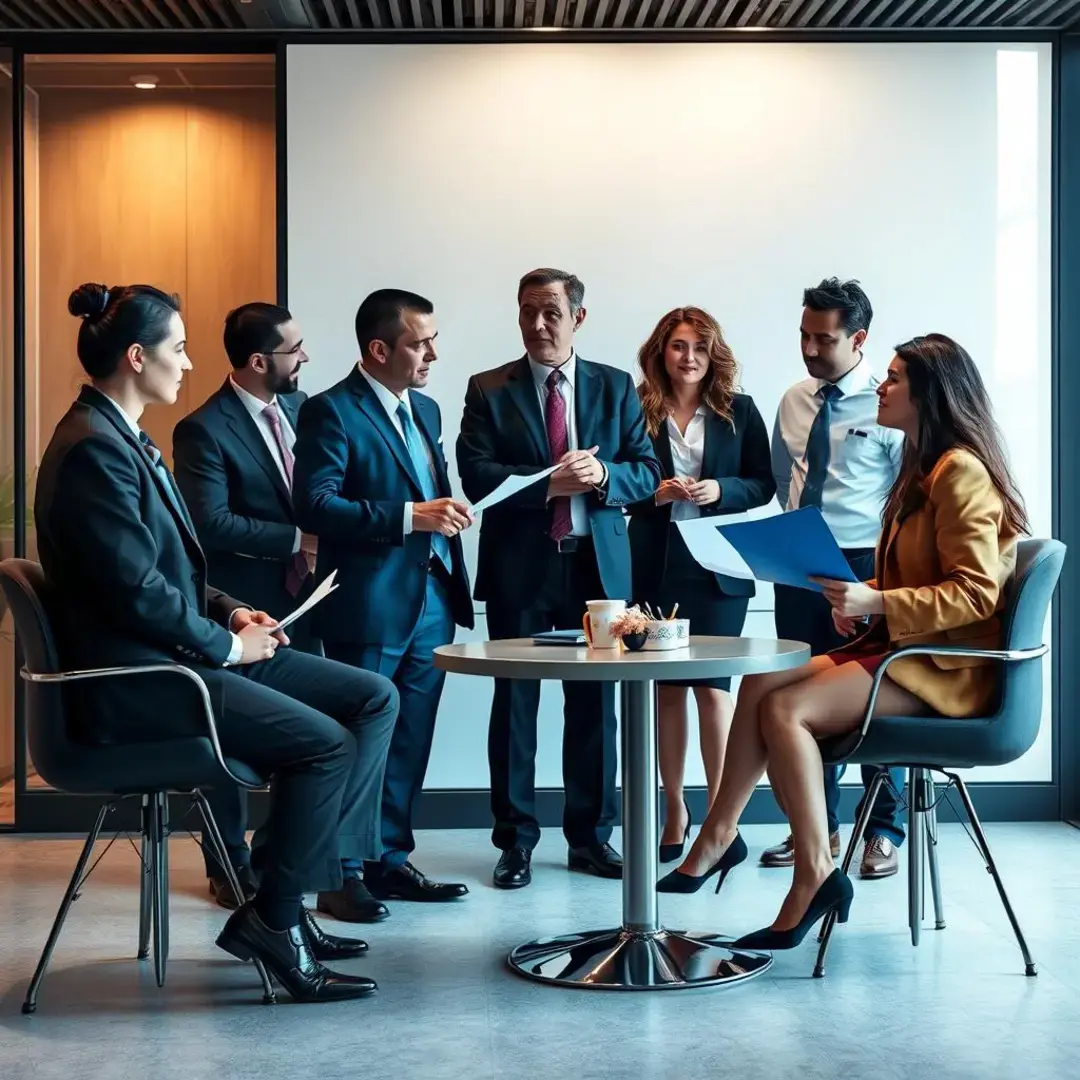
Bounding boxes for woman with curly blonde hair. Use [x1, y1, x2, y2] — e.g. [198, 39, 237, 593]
[629, 307, 775, 863]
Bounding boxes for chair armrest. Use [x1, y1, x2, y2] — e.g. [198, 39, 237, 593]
[858, 643, 1047, 737]
[20, 661, 253, 789]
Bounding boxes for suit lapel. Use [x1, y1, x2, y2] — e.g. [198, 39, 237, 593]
[574, 358, 603, 455]
[217, 381, 292, 508]
[349, 368, 425, 496]
[653, 418, 675, 479]
[505, 356, 549, 463]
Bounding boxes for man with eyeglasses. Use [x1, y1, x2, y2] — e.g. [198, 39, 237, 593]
[172, 302, 387, 921]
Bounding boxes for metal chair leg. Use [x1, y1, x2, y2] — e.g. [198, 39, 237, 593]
[147, 793, 168, 988]
[137, 796, 152, 960]
[813, 769, 887, 978]
[908, 767, 924, 947]
[193, 792, 277, 1004]
[950, 775, 1037, 976]
[925, 778, 945, 930]
[158, 793, 170, 970]
[22, 802, 111, 1015]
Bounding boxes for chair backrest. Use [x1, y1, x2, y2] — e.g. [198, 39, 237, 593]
[0, 558, 83, 790]
[987, 537, 1066, 762]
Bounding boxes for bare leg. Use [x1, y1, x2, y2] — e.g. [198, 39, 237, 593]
[677, 657, 835, 876]
[657, 684, 690, 846]
[762, 662, 932, 930]
[694, 686, 732, 809]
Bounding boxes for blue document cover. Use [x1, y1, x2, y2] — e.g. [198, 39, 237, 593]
[716, 507, 858, 592]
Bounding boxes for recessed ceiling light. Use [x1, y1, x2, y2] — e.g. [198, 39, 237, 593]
[130, 75, 158, 90]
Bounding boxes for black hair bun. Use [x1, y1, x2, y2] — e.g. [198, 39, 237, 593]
[68, 283, 110, 321]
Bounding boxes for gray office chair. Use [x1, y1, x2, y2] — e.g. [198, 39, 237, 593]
[0, 559, 276, 1011]
[813, 537, 1065, 979]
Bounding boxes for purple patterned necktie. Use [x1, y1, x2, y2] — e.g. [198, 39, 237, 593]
[545, 369, 572, 543]
[263, 402, 309, 597]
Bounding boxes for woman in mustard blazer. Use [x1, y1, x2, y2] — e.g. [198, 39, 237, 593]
[657, 334, 1028, 950]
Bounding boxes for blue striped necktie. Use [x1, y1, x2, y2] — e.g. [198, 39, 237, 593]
[396, 402, 451, 574]
[799, 383, 841, 509]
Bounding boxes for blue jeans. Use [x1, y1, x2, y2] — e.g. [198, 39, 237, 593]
[825, 763, 906, 847]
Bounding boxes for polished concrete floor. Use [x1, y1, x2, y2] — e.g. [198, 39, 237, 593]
[0, 820, 1077, 1080]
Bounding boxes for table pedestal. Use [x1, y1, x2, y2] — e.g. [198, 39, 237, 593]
[507, 679, 772, 990]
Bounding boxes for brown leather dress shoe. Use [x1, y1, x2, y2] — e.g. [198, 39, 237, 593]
[860, 834, 899, 879]
[759, 831, 841, 868]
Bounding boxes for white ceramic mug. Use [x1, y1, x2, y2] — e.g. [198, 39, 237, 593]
[642, 618, 690, 651]
[582, 599, 626, 650]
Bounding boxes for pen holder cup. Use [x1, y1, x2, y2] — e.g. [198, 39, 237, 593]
[642, 618, 690, 651]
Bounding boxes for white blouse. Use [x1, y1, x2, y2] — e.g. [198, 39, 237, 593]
[666, 406, 708, 522]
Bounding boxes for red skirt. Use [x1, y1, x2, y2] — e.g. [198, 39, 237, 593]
[826, 624, 889, 677]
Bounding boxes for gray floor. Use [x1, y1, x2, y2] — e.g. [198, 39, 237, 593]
[0, 820, 1077, 1080]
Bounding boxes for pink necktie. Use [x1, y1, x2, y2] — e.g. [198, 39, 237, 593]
[263, 403, 308, 596]
[544, 369, 572, 543]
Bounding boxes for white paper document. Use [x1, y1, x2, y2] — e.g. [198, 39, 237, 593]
[676, 519, 755, 580]
[470, 466, 559, 513]
[273, 568, 339, 632]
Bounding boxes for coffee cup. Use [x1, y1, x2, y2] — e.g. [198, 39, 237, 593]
[582, 599, 626, 650]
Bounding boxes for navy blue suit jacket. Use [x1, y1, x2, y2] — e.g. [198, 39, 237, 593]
[456, 355, 661, 607]
[292, 367, 474, 648]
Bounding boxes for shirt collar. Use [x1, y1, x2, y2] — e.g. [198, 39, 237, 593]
[358, 362, 411, 418]
[528, 350, 576, 391]
[818, 357, 874, 398]
[229, 374, 277, 418]
[86, 385, 142, 440]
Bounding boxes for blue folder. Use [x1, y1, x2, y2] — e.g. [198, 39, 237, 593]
[716, 507, 858, 592]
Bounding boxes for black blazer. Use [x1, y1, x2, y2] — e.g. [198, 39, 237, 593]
[172, 379, 308, 631]
[293, 367, 474, 648]
[34, 386, 246, 741]
[629, 393, 775, 601]
[456, 355, 662, 608]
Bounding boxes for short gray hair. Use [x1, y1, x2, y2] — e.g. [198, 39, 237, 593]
[517, 268, 585, 316]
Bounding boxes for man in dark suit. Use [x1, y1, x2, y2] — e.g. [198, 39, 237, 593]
[173, 303, 361, 910]
[294, 289, 475, 913]
[37, 281, 398, 1001]
[456, 268, 662, 889]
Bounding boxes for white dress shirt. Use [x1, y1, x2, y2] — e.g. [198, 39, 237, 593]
[666, 406, 708, 523]
[358, 363, 444, 538]
[527, 352, 593, 537]
[93, 389, 245, 665]
[229, 377, 302, 554]
[771, 358, 904, 550]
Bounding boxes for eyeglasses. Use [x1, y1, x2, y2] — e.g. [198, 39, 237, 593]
[261, 345, 306, 358]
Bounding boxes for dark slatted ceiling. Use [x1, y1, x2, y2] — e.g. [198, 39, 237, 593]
[0, 0, 1076, 32]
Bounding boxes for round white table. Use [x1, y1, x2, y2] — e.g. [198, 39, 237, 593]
[434, 635, 811, 991]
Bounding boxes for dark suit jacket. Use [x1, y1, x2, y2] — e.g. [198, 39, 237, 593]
[34, 386, 246, 740]
[172, 379, 309, 634]
[456, 355, 662, 608]
[629, 393, 776, 601]
[292, 366, 474, 648]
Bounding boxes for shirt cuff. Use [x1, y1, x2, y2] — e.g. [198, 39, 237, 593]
[403, 502, 414, 537]
[293, 528, 302, 554]
[227, 607, 252, 631]
[225, 632, 244, 667]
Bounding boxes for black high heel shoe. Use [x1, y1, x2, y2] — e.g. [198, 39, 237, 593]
[732, 869, 854, 951]
[656, 833, 747, 894]
[659, 800, 692, 864]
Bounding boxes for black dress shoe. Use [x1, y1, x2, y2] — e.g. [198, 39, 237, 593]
[300, 907, 369, 962]
[317, 876, 390, 923]
[568, 842, 623, 879]
[216, 904, 377, 1003]
[366, 861, 469, 902]
[494, 847, 532, 889]
[208, 865, 258, 910]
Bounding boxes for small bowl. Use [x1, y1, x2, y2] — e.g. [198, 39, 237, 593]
[642, 619, 689, 651]
[622, 631, 648, 652]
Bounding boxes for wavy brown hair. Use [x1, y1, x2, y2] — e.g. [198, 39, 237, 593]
[883, 333, 1028, 535]
[637, 307, 738, 437]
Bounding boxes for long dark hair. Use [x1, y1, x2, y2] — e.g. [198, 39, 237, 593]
[883, 333, 1028, 535]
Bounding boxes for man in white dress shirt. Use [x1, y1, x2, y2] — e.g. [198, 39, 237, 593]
[766, 277, 906, 880]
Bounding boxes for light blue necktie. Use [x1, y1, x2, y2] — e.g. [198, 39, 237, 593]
[396, 402, 451, 574]
[799, 383, 841, 509]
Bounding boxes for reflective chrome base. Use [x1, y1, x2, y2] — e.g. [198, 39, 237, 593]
[508, 928, 772, 989]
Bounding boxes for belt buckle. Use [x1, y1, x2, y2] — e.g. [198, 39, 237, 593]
[556, 536, 579, 554]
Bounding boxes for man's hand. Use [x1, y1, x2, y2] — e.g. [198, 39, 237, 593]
[548, 446, 603, 498]
[233, 607, 290, 647]
[685, 479, 721, 507]
[810, 578, 885, 618]
[236, 620, 280, 665]
[414, 498, 474, 537]
[655, 478, 693, 506]
[300, 533, 318, 575]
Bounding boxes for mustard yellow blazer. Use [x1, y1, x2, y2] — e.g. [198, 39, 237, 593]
[869, 449, 1019, 717]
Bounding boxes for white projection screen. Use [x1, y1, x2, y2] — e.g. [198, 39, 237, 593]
[287, 42, 1053, 789]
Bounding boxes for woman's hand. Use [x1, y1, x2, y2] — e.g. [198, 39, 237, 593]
[685, 479, 721, 506]
[810, 578, 885, 618]
[831, 608, 860, 638]
[655, 478, 693, 506]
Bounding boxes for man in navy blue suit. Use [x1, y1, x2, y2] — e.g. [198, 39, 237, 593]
[294, 289, 476, 916]
[457, 268, 662, 889]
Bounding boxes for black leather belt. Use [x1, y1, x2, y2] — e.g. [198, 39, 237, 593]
[555, 536, 592, 555]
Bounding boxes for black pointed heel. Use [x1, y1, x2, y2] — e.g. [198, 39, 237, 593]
[656, 833, 747, 894]
[732, 869, 854, 951]
[659, 800, 692, 864]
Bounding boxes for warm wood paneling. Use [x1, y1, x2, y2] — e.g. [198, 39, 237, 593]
[33, 88, 275, 461]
